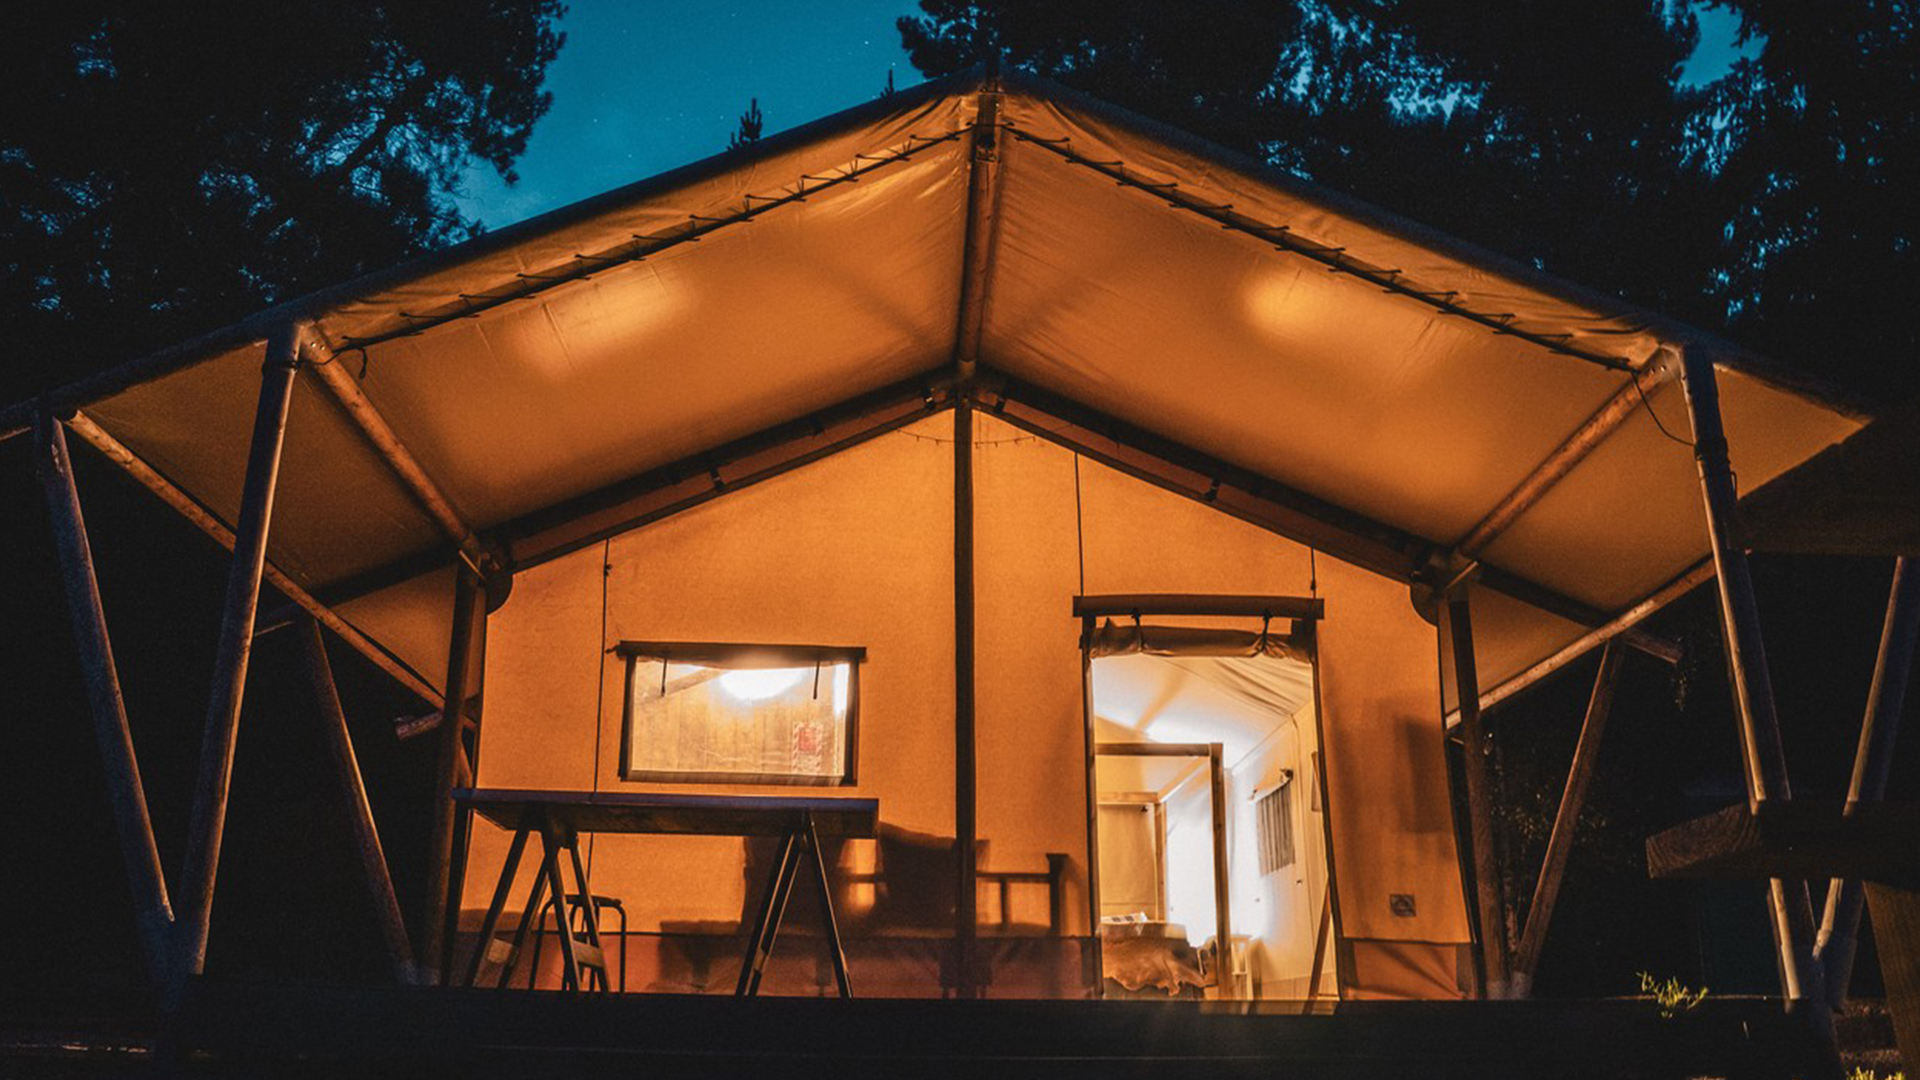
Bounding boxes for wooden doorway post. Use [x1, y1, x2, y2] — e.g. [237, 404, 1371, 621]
[1674, 344, 1829, 1024]
[1444, 587, 1512, 998]
[168, 323, 303, 999]
[36, 414, 174, 979]
[1079, 616, 1104, 997]
[423, 566, 486, 984]
[952, 401, 979, 998]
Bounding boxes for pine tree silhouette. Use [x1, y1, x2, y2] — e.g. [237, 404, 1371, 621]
[728, 97, 764, 150]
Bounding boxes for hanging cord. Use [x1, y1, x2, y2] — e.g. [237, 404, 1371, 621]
[1073, 453, 1087, 596]
[1632, 367, 1695, 449]
[587, 539, 612, 880]
[894, 428, 1035, 446]
[1308, 547, 1318, 598]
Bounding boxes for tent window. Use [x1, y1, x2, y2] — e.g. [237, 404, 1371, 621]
[1254, 783, 1295, 875]
[615, 643, 862, 786]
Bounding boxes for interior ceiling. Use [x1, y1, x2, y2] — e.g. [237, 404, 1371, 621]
[57, 71, 1865, 696]
[1094, 651, 1314, 767]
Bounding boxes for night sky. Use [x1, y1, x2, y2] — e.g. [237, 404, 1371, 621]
[457, 1, 1756, 232]
[455, 0, 924, 228]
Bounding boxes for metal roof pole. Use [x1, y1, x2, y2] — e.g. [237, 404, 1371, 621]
[167, 323, 303, 1005]
[951, 80, 1000, 382]
[62, 411, 443, 707]
[300, 618, 418, 984]
[307, 346, 501, 576]
[35, 413, 175, 980]
[1453, 349, 1680, 561]
[1675, 343, 1831, 1039]
[1816, 556, 1919, 1007]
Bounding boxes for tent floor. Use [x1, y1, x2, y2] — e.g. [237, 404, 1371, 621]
[0, 980, 1836, 1079]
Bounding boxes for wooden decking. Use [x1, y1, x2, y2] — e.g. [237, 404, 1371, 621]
[1, 980, 1838, 1079]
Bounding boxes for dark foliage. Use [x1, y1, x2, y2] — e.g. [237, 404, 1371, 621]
[0, 0, 566, 403]
[0, 1, 564, 993]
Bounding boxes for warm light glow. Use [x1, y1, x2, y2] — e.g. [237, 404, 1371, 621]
[832, 663, 851, 715]
[716, 667, 806, 702]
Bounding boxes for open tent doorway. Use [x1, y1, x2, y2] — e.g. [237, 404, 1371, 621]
[1082, 603, 1337, 1003]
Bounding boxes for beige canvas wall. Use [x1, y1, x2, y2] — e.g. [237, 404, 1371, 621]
[460, 408, 1468, 996]
[464, 412, 956, 932]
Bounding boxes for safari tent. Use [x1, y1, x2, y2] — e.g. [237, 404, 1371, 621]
[4, 67, 1882, 1036]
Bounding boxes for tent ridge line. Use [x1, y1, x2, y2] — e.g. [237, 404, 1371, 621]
[332, 128, 967, 356]
[951, 82, 1003, 379]
[1002, 125, 1640, 374]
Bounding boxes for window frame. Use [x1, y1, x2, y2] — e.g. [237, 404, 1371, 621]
[613, 641, 865, 787]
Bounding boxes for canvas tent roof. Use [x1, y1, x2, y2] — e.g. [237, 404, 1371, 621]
[4, 70, 1867, 702]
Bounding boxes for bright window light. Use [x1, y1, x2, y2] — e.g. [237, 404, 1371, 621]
[716, 666, 807, 702]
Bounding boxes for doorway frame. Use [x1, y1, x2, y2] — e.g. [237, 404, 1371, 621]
[1095, 741, 1232, 992]
[1074, 593, 1346, 1001]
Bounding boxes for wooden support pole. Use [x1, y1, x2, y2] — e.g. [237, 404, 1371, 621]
[1208, 743, 1234, 997]
[63, 411, 442, 708]
[1511, 639, 1625, 996]
[1816, 556, 1920, 1007]
[1079, 617, 1104, 997]
[35, 414, 174, 979]
[299, 618, 417, 984]
[421, 567, 485, 984]
[1675, 345, 1830, 1034]
[1445, 589, 1512, 998]
[1865, 883, 1920, 1076]
[952, 401, 979, 998]
[169, 324, 303, 997]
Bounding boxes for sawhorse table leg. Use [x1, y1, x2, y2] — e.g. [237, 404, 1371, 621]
[460, 813, 608, 992]
[736, 812, 853, 998]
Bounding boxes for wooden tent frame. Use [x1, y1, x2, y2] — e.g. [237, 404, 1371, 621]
[8, 76, 1884, 1073]
[1079, 593, 1336, 1001]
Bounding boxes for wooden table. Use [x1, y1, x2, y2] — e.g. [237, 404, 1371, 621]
[455, 788, 878, 997]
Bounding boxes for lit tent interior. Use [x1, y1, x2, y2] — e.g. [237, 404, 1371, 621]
[8, 70, 1867, 1001]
